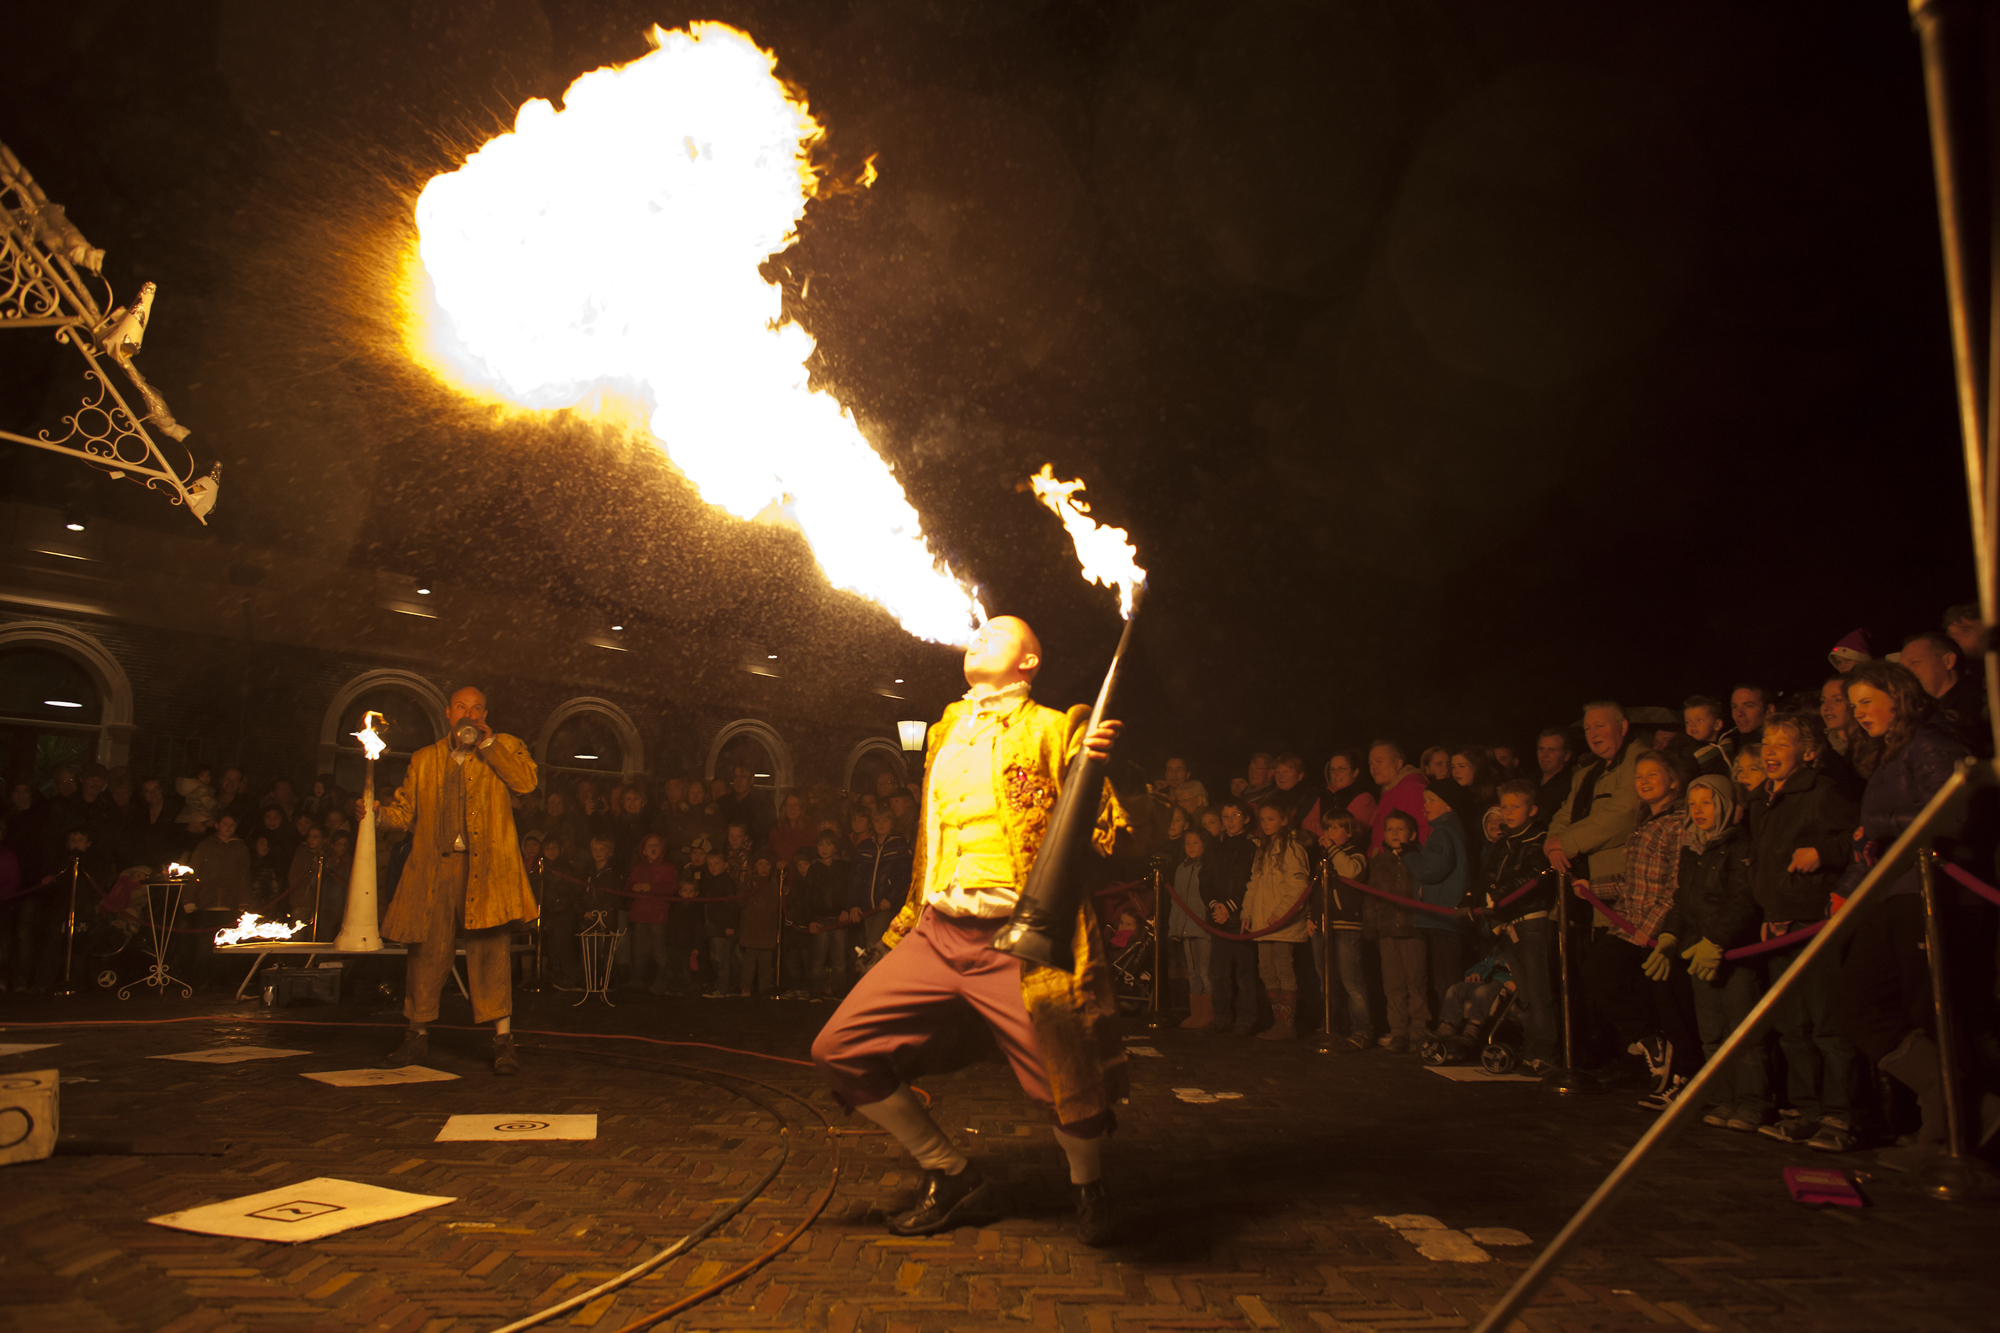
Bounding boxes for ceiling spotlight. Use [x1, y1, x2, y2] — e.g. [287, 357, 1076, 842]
[894, 678, 904, 684]
[63, 508, 86, 532]
[768, 654, 778, 660]
[416, 586, 432, 596]
[44, 699, 83, 708]
[611, 624, 623, 632]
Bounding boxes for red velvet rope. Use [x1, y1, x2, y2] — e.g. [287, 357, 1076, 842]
[1159, 879, 1313, 941]
[1943, 863, 2000, 908]
[1565, 878, 1828, 961]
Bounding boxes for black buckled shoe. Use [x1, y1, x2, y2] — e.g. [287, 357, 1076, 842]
[381, 1029, 428, 1068]
[1074, 1180, 1114, 1246]
[492, 1032, 520, 1076]
[887, 1163, 988, 1236]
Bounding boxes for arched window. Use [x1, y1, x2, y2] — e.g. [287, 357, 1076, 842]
[706, 719, 793, 794]
[843, 738, 910, 799]
[0, 647, 102, 791]
[543, 712, 626, 787]
[331, 687, 443, 792]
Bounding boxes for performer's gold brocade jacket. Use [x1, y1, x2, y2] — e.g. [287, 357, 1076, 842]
[884, 694, 1130, 1127]
[379, 734, 540, 941]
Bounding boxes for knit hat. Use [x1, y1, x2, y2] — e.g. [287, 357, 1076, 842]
[1829, 629, 1872, 670]
[1684, 774, 1738, 850]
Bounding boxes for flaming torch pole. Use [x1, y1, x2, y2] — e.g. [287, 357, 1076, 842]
[992, 466, 1148, 974]
[334, 712, 386, 951]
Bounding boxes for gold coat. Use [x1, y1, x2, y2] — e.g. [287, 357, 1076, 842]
[379, 735, 539, 941]
[883, 695, 1129, 1127]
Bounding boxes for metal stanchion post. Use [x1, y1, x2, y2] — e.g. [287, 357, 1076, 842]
[1314, 859, 1337, 1055]
[775, 868, 786, 998]
[1916, 850, 1995, 1200]
[1145, 868, 1167, 1031]
[56, 854, 82, 997]
[1542, 871, 1597, 1095]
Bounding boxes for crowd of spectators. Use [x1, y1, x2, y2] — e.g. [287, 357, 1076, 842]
[3, 608, 1996, 1175]
[1132, 608, 1998, 1172]
[0, 753, 916, 1005]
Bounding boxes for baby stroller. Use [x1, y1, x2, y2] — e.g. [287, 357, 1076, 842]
[1419, 982, 1526, 1075]
[1097, 878, 1156, 1016]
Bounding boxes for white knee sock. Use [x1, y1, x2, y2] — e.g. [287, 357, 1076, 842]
[856, 1086, 967, 1174]
[1052, 1126, 1103, 1185]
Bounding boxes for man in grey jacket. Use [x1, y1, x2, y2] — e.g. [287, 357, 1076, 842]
[1545, 702, 1647, 897]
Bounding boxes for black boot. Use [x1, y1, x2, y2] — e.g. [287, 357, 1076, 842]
[492, 1032, 520, 1076]
[1074, 1180, 1114, 1246]
[887, 1163, 989, 1236]
[381, 1028, 427, 1068]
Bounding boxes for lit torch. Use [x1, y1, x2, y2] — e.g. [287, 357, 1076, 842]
[215, 912, 306, 947]
[333, 711, 386, 951]
[992, 468, 1147, 973]
[164, 862, 195, 879]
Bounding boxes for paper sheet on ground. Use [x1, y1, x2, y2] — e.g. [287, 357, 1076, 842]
[1123, 1044, 1163, 1058]
[1375, 1214, 1492, 1262]
[1171, 1087, 1244, 1103]
[1425, 1065, 1540, 1083]
[435, 1114, 597, 1142]
[149, 1177, 454, 1242]
[304, 1065, 459, 1087]
[151, 1046, 311, 1064]
[0, 1043, 56, 1057]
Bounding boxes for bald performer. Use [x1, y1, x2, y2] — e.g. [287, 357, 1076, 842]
[377, 687, 540, 1075]
[812, 616, 1128, 1243]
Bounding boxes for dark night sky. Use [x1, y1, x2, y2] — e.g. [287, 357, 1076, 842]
[0, 1, 1979, 784]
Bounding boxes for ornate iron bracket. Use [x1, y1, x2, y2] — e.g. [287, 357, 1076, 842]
[1, 138, 217, 521]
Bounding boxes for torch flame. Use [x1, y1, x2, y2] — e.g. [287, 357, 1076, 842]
[214, 913, 306, 946]
[165, 862, 195, 879]
[352, 710, 387, 761]
[1026, 465, 1146, 619]
[404, 22, 986, 645]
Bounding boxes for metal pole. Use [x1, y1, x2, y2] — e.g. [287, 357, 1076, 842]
[1471, 764, 1978, 1333]
[1542, 872, 1595, 1095]
[1146, 867, 1165, 1031]
[1914, 851, 1991, 1200]
[775, 866, 785, 997]
[1314, 858, 1337, 1055]
[1911, 0, 1994, 625]
[58, 854, 82, 996]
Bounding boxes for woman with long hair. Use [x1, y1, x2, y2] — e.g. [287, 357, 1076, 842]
[1419, 746, 1451, 784]
[1242, 801, 1312, 1040]
[1832, 661, 1998, 1168]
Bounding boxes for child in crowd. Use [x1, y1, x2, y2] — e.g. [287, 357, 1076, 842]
[538, 834, 587, 990]
[1479, 780, 1558, 1071]
[1244, 802, 1311, 1039]
[1170, 827, 1216, 1030]
[1203, 799, 1257, 1035]
[1664, 774, 1769, 1133]
[702, 849, 742, 996]
[624, 833, 678, 996]
[1366, 811, 1428, 1052]
[736, 852, 781, 996]
[781, 851, 816, 999]
[1313, 810, 1372, 1050]
[581, 835, 625, 989]
[805, 831, 853, 997]
[1434, 945, 1514, 1039]
[1406, 786, 1472, 1023]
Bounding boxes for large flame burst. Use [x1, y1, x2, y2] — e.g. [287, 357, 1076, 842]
[404, 22, 986, 644]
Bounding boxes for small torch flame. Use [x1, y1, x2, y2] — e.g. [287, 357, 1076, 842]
[1026, 465, 1146, 619]
[352, 710, 387, 761]
[165, 862, 195, 879]
[214, 912, 306, 946]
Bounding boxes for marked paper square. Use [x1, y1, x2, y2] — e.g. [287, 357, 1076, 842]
[434, 1114, 598, 1142]
[151, 1046, 311, 1064]
[303, 1065, 460, 1087]
[148, 1177, 454, 1242]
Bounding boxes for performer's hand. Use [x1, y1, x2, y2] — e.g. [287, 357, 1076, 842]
[1084, 719, 1122, 761]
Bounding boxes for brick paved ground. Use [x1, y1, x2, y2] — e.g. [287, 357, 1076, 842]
[3, 984, 1997, 1333]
